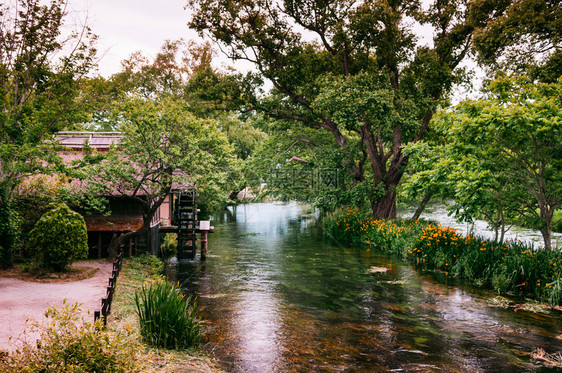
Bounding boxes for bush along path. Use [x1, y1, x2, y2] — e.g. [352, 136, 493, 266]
[323, 207, 562, 307]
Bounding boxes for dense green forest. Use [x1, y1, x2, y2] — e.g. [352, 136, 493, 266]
[0, 0, 560, 269]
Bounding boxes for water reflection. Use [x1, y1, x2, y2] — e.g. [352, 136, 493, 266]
[168, 203, 562, 372]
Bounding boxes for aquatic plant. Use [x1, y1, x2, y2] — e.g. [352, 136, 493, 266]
[135, 278, 201, 350]
[361, 218, 433, 255]
[409, 224, 465, 272]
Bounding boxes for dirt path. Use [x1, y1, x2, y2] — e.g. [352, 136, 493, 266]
[0, 260, 112, 351]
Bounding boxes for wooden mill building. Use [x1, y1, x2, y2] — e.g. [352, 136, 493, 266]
[54, 131, 177, 258]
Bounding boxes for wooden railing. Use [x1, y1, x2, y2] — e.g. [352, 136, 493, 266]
[94, 245, 124, 326]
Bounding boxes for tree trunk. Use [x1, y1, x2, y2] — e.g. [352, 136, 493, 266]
[412, 191, 433, 220]
[499, 209, 506, 244]
[541, 228, 552, 250]
[106, 227, 147, 261]
[500, 225, 506, 244]
[371, 188, 397, 219]
[539, 206, 554, 250]
[229, 190, 241, 200]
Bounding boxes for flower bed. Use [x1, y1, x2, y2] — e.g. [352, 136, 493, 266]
[323, 207, 562, 305]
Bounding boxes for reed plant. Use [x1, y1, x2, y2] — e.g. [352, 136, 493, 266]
[134, 278, 201, 350]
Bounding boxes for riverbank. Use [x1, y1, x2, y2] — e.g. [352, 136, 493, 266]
[324, 207, 562, 306]
[110, 254, 224, 373]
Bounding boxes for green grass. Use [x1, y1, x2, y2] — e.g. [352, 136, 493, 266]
[110, 254, 222, 372]
[135, 279, 202, 350]
[111, 254, 165, 317]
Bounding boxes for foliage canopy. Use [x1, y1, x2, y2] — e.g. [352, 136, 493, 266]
[187, 0, 509, 218]
[0, 0, 97, 202]
[406, 76, 562, 249]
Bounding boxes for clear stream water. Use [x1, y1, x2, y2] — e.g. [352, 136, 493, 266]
[167, 203, 562, 372]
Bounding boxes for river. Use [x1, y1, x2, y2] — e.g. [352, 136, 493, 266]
[168, 202, 562, 372]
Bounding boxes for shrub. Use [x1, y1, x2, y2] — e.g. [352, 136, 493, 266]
[160, 233, 178, 258]
[135, 279, 201, 350]
[13, 195, 58, 257]
[361, 218, 432, 255]
[0, 302, 143, 372]
[323, 207, 371, 244]
[27, 203, 88, 271]
[131, 253, 165, 276]
[0, 199, 21, 269]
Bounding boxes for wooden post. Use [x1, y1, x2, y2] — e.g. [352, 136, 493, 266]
[128, 238, 133, 258]
[101, 298, 108, 326]
[98, 232, 102, 258]
[107, 286, 114, 314]
[201, 231, 208, 260]
[134, 236, 138, 256]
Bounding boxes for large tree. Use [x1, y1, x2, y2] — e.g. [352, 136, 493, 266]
[187, 0, 504, 218]
[0, 0, 97, 203]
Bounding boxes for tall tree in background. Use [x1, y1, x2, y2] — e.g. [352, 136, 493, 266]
[114, 39, 215, 100]
[78, 39, 218, 130]
[473, 0, 561, 82]
[187, 0, 504, 218]
[0, 0, 97, 203]
[431, 77, 562, 249]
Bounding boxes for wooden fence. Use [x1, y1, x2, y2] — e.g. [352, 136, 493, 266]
[94, 245, 124, 325]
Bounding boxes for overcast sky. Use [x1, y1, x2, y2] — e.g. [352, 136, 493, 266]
[68, 0, 481, 99]
[71, 0, 200, 77]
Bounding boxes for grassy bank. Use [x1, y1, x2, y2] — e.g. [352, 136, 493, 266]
[324, 207, 562, 306]
[0, 255, 223, 372]
[110, 254, 224, 372]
